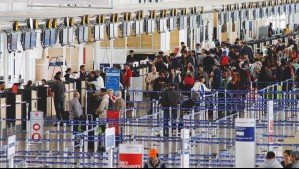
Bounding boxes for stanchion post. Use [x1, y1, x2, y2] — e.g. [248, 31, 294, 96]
[57, 121, 60, 153]
[63, 123, 67, 150]
[79, 139, 83, 168]
[84, 131, 88, 167]
[85, 91, 88, 116]
[169, 107, 172, 138]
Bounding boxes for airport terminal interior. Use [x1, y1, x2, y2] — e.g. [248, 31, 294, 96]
[1, 0, 299, 168]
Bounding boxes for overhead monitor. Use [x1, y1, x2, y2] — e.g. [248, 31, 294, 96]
[23, 31, 31, 50]
[43, 29, 50, 48]
[10, 32, 18, 52]
[60, 28, 68, 46]
[50, 29, 57, 46]
[31, 31, 37, 48]
[94, 25, 100, 41]
[83, 26, 89, 42]
[77, 26, 84, 44]
[68, 27, 74, 44]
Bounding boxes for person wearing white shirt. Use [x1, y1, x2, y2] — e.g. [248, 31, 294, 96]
[87, 71, 105, 90]
[192, 76, 211, 98]
[195, 43, 202, 55]
[221, 44, 229, 56]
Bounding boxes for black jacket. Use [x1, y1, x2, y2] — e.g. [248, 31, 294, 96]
[160, 89, 179, 108]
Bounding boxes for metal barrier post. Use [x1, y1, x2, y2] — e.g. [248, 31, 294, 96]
[85, 91, 88, 116]
[79, 139, 83, 168]
[57, 121, 60, 152]
[63, 123, 67, 151]
[84, 131, 88, 167]
[169, 107, 172, 138]
[64, 148, 67, 168]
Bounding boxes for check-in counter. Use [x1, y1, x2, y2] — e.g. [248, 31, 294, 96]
[15, 94, 23, 127]
[31, 90, 38, 112]
[0, 98, 6, 136]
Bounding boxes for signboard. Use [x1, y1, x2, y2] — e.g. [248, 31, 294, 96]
[28, 0, 113, 8]
[7, 135, 16, 157]
[30, 111, 44, 144]
[235, 118, 256, 168]
[107, 110, 120, 135]
[105, 127, 115, 151]
[119, 144, 143, 168]
[268, 101, 274, 151]
[106, 69, 120, 93]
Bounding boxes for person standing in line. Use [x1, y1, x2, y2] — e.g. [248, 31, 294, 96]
[52, 76, 66, 126]
[87, 71, 105, 90]
[114, 91, 126, 116]
[79, 65, 88, 80]
[281, 150, 293, 168]
[146, 66, 159, 101]
[160, 83, 179, 137]
[260, 152, 283, 168]
[268, 22, 274, 38]
[291, 151, 299, 168]
[69, 92, 83, 120]
[96, 88, 110, 152]
[144, 148, 166, 168]
[123, 64, 133, 90]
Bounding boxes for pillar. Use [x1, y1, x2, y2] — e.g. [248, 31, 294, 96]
[78, 44, 84, 71]
[93, 41, 101, 70]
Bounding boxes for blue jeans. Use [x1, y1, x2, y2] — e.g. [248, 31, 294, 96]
[54, 98, 65, 121]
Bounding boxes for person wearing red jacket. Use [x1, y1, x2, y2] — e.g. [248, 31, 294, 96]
[123, 64, 133, 90]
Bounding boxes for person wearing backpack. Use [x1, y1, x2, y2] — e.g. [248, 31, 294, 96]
[220, 51, 230, 67]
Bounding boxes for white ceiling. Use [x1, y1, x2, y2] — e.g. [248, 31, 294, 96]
[0, 0, 261, 24]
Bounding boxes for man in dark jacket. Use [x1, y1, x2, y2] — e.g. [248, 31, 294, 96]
[240, 42, 254, 63]
[52, 76, 66, 126]
[203, 51, 215, 73]
[160, 83, 179, 137]
[155, 56, 167, 72]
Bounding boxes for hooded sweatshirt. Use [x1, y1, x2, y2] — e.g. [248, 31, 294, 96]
[260, 159, 283, 168]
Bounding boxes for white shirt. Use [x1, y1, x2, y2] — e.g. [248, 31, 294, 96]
[88, 76, 105, 90]
[192, 82, 211, 93]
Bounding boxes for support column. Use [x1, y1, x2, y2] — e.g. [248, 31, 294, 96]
[9, 52, 14, 85]
[179, 29, 188, 47]
[160, 32, 166, 51]
[217, 23, 222, 43]
[24, 51, 30, 84]
[43, 48, 49, 79]
[165, 31, 170, 51]
[245, 20, 250, 41]
[62, 46, 67, 77]
[93, 41, 100, 70]
[190, 29, 193, 50]
[228, 15, 233, 44]
[110, 39, 114, 68]
[3, 33, 9, 88]
[256, 20, 260, 40]
[78, 44, 84, 71]
[203, 19, 206, 48]
[125, 37, 128, 59]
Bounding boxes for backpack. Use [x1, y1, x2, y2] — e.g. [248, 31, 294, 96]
[220, 56, 229, 66]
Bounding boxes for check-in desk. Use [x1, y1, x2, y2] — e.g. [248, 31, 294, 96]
[0, 98, 7, 138]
